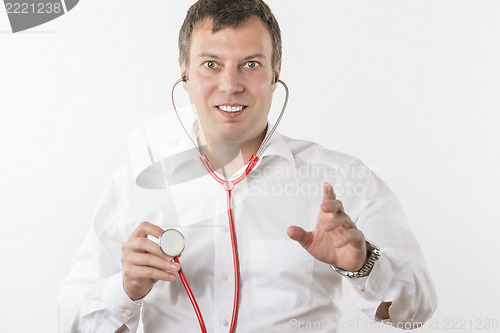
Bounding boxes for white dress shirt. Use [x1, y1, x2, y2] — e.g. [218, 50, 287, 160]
[57, 113, 437, 332]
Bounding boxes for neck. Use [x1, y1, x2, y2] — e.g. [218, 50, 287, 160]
[198, 128, 267, 177]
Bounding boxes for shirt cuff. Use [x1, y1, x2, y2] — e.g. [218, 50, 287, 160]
[347, 254, 400, 319]
[102, 272, 142, 331]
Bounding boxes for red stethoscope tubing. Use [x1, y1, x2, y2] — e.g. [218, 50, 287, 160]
[174, 256, 207, 333]
[176, 154, 259, 333]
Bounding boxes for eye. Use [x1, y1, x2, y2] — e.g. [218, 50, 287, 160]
[244, 61, 259, 69]
[203, 61, 218, 69]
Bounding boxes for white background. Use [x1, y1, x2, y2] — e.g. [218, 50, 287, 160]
[1, 0, 499, 332]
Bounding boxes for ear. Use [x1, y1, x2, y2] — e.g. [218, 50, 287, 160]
[179, 59, 188, 91]
[272, 60, 282, 91]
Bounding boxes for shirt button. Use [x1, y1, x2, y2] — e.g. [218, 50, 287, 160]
[222, 226, 229, 233]
[357, 285, 365, 292]
[221, 273, 228, 281]
[221, 319, 229, 327]
[124, 309, 134, 317]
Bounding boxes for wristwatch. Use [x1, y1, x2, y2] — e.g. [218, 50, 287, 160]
[330, 240, 381, 279]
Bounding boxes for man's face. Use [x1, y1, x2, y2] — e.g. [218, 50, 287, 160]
[180, 16, 280, 148]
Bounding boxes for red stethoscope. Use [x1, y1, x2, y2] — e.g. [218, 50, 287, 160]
[158, 76, 288, 332]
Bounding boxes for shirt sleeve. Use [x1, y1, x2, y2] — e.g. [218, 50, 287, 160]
[56, 165, 142, 333]
[341, 159, 437, 328]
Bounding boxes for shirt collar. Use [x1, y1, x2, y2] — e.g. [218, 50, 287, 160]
[257, 123, 295, 166]
[171, 121, 296, 171]
[131, 113, 295, 187]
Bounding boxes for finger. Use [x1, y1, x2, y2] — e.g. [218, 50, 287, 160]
[322, 182, 336, 201]
[323, 218, 353, 232]
[318, 200, 350, 228]
[287, 225, 314, 249]
[125, 252, 180, 273]
[323, 213, 357, 233]
[124, 264, 178, 282]
[333, 229, 365, 248]
[321, 199, 344, 214]
[126, 236, 171, 258]
[129, 221, 164, 240]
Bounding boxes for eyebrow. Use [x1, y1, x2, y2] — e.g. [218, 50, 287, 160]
[196, 53, 268, 61]
[197, 53, 221, 59]
[243, 54, 267, 61]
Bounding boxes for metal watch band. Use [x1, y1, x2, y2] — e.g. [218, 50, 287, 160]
[330, 240, 381, 279]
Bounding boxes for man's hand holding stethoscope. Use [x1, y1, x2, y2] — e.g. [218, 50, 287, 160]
[287, 183, 368, 273]
[121, 222, 181, 301]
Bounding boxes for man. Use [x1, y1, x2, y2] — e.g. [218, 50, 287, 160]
[57, 0, 437, 332]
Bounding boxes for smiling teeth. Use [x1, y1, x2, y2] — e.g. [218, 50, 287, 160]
[218, 105, 244, 112]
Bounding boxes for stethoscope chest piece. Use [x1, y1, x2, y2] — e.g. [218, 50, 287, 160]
[159, 229, 185, 257]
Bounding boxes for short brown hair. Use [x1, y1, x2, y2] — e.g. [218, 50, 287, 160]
[179, 0, 282, 69]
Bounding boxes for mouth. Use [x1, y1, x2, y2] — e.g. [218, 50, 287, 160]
[216, 105, 246, 113]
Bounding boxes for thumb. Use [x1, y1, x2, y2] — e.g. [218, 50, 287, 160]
[287, 225, 313, 249]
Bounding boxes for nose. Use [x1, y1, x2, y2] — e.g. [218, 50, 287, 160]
[218, 67, 244, 94]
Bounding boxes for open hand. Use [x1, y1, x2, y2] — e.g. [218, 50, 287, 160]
[287, 183, 367, 271]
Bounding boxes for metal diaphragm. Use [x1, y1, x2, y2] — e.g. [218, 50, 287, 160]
[159, 229, 185, 257]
